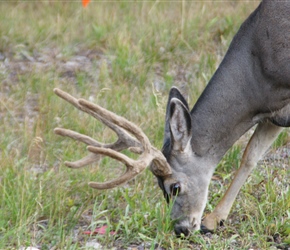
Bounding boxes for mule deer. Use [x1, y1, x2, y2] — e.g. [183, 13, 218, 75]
[54, 0, 290, 236]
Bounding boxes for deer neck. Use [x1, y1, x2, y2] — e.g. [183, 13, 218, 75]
[188, 4, 263, 162]
[190, 77, 256, 163]
[190, 42, 258, 162]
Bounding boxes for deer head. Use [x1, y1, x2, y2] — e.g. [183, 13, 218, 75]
[155, 87, 216, 236]
[54, 87, 213, 236]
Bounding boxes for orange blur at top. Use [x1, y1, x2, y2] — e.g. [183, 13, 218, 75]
[82, 0, 90, 7]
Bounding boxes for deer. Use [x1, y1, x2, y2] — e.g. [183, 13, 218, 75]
[54, 0, 290, 236]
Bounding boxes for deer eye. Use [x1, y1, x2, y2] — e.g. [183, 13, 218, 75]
[170, 182, 181, 196]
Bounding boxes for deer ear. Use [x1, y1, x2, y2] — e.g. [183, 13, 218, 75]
[163, 87, 189, 144]
[164, 88, 189, 127]
[169, 98, 192, 151]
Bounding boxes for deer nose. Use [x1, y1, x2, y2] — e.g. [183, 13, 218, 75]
[174, 218, 201, 236]
[174, 225, 190, 237]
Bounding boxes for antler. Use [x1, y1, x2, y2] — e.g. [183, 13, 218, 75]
[54, 88, 172, 189]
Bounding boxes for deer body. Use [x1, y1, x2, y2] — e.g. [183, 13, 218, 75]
[160, 0, 290, 235]
[55, 0, 290, 237]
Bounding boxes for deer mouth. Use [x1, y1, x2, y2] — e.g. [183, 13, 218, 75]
[174, 218, 200, 237]
[174, 224, 190, 237]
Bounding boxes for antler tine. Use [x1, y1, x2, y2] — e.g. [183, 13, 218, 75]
[54, 128, 102, 168]
[65, 153, 101, 169]
[54, 128, 103, 147]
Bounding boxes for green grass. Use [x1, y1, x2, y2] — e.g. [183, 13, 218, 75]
[0, 1, 289, 249]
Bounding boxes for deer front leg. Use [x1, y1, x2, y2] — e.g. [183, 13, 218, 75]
[202, 122, 283, 232]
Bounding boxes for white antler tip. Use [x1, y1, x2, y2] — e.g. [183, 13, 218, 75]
[53, 88, 60, 94]
[54, 128, 61, 134]
[64, 161, 79, 169]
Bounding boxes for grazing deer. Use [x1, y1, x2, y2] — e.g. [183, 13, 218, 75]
[54, 0, 290, 236]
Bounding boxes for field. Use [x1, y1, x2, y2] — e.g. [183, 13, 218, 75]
[0, 1, 290, 249]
